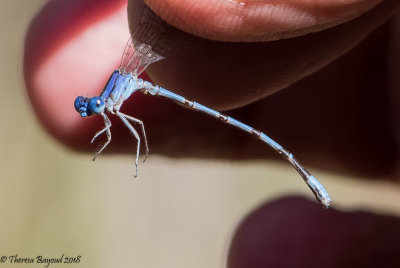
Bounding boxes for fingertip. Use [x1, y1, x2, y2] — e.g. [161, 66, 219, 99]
[24, 0, 129, 150]
[140, 0, 383, 42]
[228, 196, 400, 268]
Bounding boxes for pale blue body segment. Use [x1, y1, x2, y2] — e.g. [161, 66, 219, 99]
[74, 37, 332, 209]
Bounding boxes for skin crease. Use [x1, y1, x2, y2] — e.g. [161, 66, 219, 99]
[24, 1, 400, 267]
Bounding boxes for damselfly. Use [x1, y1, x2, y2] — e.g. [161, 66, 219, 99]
[74, 2, 331, 208]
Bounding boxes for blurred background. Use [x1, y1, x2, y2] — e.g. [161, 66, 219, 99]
[1, 1, 400, 267]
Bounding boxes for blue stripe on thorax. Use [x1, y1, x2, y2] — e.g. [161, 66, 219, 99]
[100, 70, 120, 99]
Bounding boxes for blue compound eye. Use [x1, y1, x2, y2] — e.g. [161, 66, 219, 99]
[74, 97, 81, 112]
[88, 97, 105, 115]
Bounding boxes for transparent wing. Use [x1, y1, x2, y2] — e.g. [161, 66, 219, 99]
[118, 37, 164, 76]
[119, 0, 194, 76]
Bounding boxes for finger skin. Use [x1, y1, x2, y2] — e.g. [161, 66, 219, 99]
[24, 0, 400, 177]
[24, 0, 131, 149]
[143, 0, 384, 42]
[228, 196, 400, 268]
[130, 0, 400, 110]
